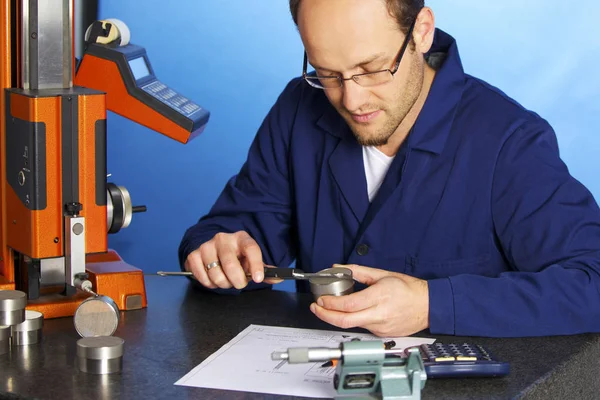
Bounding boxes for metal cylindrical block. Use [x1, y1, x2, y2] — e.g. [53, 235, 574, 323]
[309, 268, 354, 300]
[77, 336, 124, 374]
[12, 310, 43, 345]
[0, 325, 10, 355]
[74, 295, 120, 337]
[0, 290, 27, 326]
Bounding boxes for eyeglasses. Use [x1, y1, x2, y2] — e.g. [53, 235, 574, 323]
[302, 19, 417, 90]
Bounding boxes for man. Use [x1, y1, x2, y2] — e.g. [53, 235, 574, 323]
[179, 0, 600, 337]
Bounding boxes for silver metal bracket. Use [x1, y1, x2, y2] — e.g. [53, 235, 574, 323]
[65, 216, 85, 287]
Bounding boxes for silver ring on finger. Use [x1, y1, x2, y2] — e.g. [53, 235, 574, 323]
[206, 260, 221, 271]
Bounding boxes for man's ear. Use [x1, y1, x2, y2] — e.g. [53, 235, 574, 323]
[413, 7, 436, 54]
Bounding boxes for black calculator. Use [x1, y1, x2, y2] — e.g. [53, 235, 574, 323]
[405, 343, 510, 379]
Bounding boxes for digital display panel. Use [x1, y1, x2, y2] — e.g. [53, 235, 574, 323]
[129, 57, 150, 80]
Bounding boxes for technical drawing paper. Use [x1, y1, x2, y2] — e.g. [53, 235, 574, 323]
[175, 324, 435, 398]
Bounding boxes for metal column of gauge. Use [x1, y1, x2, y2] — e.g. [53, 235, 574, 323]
[106, 183, 147, 233]
[76, 336, 125, 374]
[12, 310, 44, 345]
[0, 290, 27, 326]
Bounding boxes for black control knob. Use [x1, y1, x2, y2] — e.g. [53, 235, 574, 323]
[107, 184, 145, 234]
[64, 202, 83, 216]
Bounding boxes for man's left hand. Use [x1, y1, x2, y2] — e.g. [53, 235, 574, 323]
[310, 264, 430, 337]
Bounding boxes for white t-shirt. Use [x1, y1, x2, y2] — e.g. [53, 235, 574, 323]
[362, 146, 396, 202]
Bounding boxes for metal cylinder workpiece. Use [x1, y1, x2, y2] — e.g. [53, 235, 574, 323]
[0, 325, 10, 355]
[11, 310, 43, 346]
[77, 336, 124, 374]
[74, 295, 120, 337]
[309, 268, 354, 300]
[0, 290, 27, 326]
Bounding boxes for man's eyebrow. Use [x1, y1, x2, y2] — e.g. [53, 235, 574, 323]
[350, 52, 387, 69]
[310, 52, 387, 72]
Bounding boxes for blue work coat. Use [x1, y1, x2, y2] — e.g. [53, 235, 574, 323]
[179, 29, 600, 337]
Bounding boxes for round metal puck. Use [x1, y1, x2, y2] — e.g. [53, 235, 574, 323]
[74, 295, 120, 337]
[77, 336, 124, 374]
[12, 310, 43, 345]
[0, 290, 27, 326]
[0, 325, 10, 355]
[309, 267, 354, 300]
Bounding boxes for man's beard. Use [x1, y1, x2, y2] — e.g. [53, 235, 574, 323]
[342, 57, 424, 147]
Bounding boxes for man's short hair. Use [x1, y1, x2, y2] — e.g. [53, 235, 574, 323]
[289, 0, 424, 35]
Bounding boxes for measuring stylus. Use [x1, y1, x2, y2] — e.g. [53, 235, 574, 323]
[156, 267, 352, 280]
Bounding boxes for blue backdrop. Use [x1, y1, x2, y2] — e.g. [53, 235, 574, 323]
[98, 1, 600, 292]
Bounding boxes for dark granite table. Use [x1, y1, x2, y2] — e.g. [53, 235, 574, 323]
[0, 276, 599, 400]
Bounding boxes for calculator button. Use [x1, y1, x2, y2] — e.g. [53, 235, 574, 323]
[434, 357, 456, 362]
[456, 356, 478, 361]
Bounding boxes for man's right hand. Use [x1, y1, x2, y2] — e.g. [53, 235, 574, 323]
[184, 231, 266, 290]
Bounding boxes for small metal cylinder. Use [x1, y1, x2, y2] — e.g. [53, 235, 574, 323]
[0, 290, 27, 326]
[309, 268, 354, 300]
[0, 325, 10, 355]
[12, 310, 43, 345]
[77, 336, 124, 374]
[74, 295, 120, 337]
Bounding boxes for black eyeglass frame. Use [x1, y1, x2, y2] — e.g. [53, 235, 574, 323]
[302, 19, 418, 89]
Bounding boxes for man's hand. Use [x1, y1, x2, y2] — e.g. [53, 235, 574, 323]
[184, 231, 266, 290]
[310, 264, 430, 337]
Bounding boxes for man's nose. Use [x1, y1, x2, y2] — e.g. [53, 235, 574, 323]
[342, 80, 369, 112]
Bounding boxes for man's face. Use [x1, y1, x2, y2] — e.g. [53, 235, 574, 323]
[298, 0, 425, 146]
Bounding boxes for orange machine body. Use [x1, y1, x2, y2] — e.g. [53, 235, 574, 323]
[2, 3, 208, 318]
[0, 88, 148, 318]
[5, 90, 107, 259]
[0, 1, 148, 318]
[75, 54, 199, 144]
[26, 251, 147, 318]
